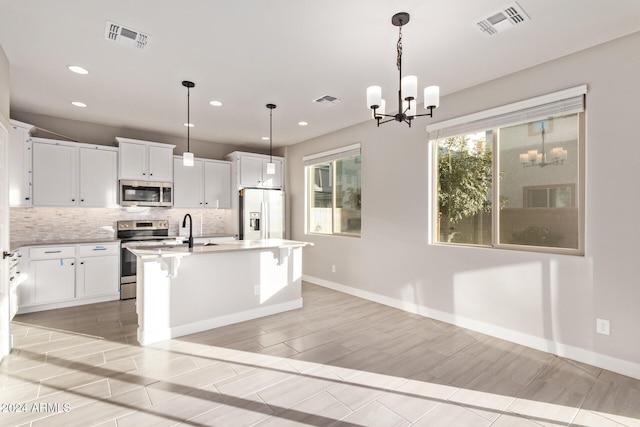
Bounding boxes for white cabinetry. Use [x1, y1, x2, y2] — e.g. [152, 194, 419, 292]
[8, 120, 34, 207]
[116, 137, 175, 181]
[79, 147, 118, 207]
[29, 246, 76, 304]
[76, 244, 120, 298]
[226, 151, 284, 189]
[32, 138, 118, 207]
[173, 157, 204, 207]
[173, 157, 231, 208]
[204, 160, 231, 208]
[18, 242, 120, 313]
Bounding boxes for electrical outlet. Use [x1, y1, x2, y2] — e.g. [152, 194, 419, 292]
[331, 265, 336, 273]
[596, 318, 610, 335]
[254, 285, 260, 296]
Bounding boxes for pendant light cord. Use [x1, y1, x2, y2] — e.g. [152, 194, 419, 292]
[187, 86, 191, 152]
[269, 107, 273, 163]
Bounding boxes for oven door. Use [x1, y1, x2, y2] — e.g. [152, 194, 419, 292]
[120, 243, 138, 299]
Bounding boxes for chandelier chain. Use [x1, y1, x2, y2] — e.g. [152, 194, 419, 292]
[396, 26, 403, 71]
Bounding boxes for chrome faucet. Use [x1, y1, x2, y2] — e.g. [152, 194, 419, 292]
[182, 213, 193, 249]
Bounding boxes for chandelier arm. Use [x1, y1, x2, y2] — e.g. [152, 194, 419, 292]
[412, 108, 435, 118]
[376, 117, 399, 126]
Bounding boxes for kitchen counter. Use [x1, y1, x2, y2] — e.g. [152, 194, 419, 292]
[133, 238, 312, 345]
[10, 238, 121, 252]
[128, 238, 310, 259]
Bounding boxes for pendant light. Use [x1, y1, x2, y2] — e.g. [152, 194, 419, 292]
[266, 103, 276, 175]
[182, 80, 195, 166]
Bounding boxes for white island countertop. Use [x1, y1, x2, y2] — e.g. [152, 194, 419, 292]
[132, 238, 312, 345]
[128, 238, 311, 259]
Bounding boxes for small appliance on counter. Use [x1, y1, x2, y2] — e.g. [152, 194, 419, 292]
[118, 219, 177, 299]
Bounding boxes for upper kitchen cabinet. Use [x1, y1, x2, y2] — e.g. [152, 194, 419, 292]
[79, 147, 118, 207]
[173, 156, 231, 209]
[8, 120, 34, 207]
[116, 137, 175, 182]
[204, 159, 231, 208]
[32, 138, 118, 208]
[226, 151, 284, 189]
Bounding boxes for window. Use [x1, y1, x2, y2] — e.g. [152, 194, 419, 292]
[304, 144, 361, 236]
[429, 86, 585, 254]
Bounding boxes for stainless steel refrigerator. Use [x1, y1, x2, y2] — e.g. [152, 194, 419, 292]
[239, 188, 285, 240]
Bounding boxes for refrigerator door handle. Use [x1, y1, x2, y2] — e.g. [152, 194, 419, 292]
[261, 201, 267, 239]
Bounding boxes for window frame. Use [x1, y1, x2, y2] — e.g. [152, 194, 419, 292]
[304, 144, 361, 238]
[428, 87, 586, 255]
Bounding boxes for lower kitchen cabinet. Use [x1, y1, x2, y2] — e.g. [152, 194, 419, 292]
[31, 257, 76, 304]
[18, 242, 120, 313]
[76, 244, 120, 298]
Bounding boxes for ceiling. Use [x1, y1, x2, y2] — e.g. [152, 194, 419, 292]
[1, 1, 639, 150]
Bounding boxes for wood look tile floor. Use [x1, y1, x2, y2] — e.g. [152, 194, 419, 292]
[2, 283, 639, 426]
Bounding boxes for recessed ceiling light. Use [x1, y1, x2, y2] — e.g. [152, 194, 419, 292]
[261, 136, 270, 141]
[209, 100, 223, 107]
[71, 101, 87, 107]
[298, 121, 309, 126]
[183, 123, 195, 127]
[68, 65, 89, 75]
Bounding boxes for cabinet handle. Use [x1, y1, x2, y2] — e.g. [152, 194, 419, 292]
[81, 199, 84, 202]
[80, 262, 84, 265]
[92, 248, 107, 251]
[142, 172, 146, 175]
[71, 198, 75, 202]
[71, 262, 75, 266]
[44, 250, 61, 254]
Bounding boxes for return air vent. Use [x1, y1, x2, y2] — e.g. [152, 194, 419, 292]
[104, 20, 149, 49]
[477, 2, 529, 35]
[313, 95, 341, 105]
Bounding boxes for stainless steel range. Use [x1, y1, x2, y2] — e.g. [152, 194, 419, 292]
[118, 219, 175, 299]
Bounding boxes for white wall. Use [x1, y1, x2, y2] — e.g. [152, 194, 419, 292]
[288, 32, 640, 379]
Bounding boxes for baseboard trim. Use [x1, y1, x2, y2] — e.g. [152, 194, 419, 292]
[303, 275, 640, 380]
[138, 298, 303, 346]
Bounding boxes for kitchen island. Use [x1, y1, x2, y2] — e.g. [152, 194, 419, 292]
[128, 239, 311, 345]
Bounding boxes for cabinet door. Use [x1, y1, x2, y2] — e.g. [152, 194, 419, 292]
[119, 141, 147, 180]
[77, 256, 119, 298]
[31, 258, 75, 303]
[8, 125, 32, 207]
[79, 148, 118, 207]
[32, 142, 77, 206]
[204, 161, 231, 208]
[148, 145, 174, 181]
[262, 158, 284, 189]
[239, 156, 264, 187]
[173, 158, 204, 208]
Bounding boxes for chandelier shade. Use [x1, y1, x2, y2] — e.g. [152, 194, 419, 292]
[366, 12, 439, 127]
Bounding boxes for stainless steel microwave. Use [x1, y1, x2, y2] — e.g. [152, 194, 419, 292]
[119, 180, 173, 207]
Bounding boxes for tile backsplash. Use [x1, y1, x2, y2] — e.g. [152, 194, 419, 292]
[10, 207, 236, 244]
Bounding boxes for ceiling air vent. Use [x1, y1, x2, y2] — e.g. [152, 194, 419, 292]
[313, 95, 341, 105]
[104, 20, 149, 49]
[477, 2, 529, 35]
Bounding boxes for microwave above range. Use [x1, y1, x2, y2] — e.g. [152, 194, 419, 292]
[119, 180, 172, 207]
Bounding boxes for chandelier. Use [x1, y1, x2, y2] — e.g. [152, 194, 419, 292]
[519, 121, 567, 167]
[366, 12, 439, 127]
